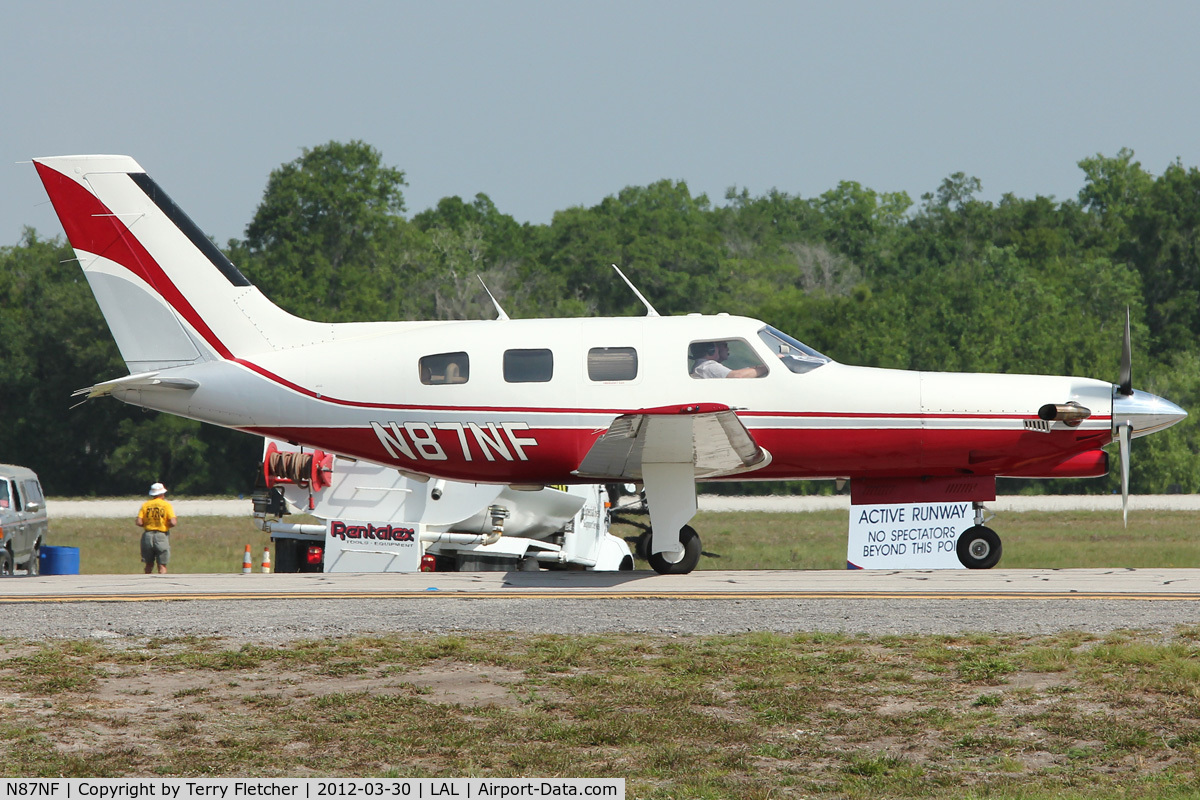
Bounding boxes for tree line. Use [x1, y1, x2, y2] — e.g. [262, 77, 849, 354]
[2, 142, 1197, 496]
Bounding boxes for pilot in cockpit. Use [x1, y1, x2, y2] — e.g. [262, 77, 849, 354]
[690, 341, 767, 379]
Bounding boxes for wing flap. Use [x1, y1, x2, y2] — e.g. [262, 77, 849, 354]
[574, 403, 767, 481]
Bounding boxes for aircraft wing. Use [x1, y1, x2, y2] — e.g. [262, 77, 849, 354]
[574, 403, 767, 481]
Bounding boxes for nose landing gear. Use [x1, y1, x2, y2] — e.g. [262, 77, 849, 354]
[957, 503, 1002, 569]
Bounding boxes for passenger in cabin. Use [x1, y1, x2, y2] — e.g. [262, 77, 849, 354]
[690, 341, 767, 379]
[420, 353, 469, 385]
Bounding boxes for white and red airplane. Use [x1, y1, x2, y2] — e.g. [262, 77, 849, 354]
[33, 155, 1188, 573]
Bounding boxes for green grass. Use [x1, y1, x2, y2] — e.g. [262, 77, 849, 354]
[48, 516, 273, 574]
[46, 508, 1200, 573]
[4, 630, 1200, 797]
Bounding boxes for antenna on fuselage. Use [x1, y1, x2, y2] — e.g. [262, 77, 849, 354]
[477, 276, 510, 321]
[612, 264, 659, 317]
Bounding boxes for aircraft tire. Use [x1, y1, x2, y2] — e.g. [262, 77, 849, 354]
[26, 541, 41, 576]
[957, 525, 1002, 569]
[648, 525, 701, 575]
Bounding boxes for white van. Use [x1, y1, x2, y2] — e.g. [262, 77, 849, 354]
[0, 465, 49, 575]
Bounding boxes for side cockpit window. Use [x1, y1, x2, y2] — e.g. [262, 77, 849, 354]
[420, 352, 470, 385]
[504, 348, 554, 383]
[588, 347, 638, 382]
[688, 339, 767, 379]
[757, 326, 830, 374]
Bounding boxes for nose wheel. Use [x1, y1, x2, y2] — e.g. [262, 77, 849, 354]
[957, 525, 1002, 569]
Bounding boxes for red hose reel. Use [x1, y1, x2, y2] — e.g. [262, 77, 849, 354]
[262, 442, 333, 491]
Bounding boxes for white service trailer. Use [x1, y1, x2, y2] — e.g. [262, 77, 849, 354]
[253, 441, 634, 573]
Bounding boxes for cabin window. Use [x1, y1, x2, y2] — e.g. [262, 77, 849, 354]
[0, 479, 10, 510]
[588, 347, 638, 382]
[688, 338, 768, 379]
[504, 348, 554, 383]
[419, 352, 470, 385]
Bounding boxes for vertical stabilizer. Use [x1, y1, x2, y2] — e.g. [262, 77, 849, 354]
[33, 155, 330, 374]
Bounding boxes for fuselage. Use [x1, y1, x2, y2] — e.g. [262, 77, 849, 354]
[112, 313, 1124, 485]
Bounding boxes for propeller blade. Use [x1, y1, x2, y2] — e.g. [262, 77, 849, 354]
[1118, 307, 1133, 396]
[1118, 421, 1132, 527]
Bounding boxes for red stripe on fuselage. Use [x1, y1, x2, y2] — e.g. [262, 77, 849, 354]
[246, 425, 599, 483]
[245, 423, 1109, 484]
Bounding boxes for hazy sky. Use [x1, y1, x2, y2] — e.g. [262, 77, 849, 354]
[5, 1, 1200, 247]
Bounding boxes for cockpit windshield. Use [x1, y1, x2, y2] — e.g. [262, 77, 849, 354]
[757, 326, 831, 374]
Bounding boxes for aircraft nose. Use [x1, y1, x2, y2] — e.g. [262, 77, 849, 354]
[1112, 389, 1188, 439]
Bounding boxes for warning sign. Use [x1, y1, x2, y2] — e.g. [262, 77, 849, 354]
[847, 501, 973, 569]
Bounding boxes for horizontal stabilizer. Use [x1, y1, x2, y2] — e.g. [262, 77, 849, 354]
[574, 403, 767, 481]
[73, 371, 200, 401]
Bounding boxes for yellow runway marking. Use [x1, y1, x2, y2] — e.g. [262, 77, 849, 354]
[5, 591, 1200, 604]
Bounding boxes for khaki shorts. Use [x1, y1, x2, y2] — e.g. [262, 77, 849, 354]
[141, 530, 170, 566]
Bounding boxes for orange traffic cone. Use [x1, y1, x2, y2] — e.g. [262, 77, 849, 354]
[262, 546, 272, 574]
[242, 544, 252, 574]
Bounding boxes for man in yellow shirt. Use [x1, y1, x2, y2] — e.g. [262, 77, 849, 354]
[136, 482, 178, 574]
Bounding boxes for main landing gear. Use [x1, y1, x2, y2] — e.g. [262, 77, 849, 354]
[609, 483, 704, 575]
[636, 525, 702, 575]
[957, 503, 1003, 569]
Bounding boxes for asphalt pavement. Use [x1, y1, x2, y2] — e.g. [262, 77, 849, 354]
[4, 568, 1200, 641]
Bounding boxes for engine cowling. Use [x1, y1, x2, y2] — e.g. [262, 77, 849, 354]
[1002, 449, 1108, 479]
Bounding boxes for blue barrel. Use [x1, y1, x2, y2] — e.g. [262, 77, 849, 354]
[40, 546, 80, 575]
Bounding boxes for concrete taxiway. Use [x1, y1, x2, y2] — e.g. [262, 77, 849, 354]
[4, 569, 1200, 640]
[10, 497, 1198, 640]
[5, 567, 1200, 602]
